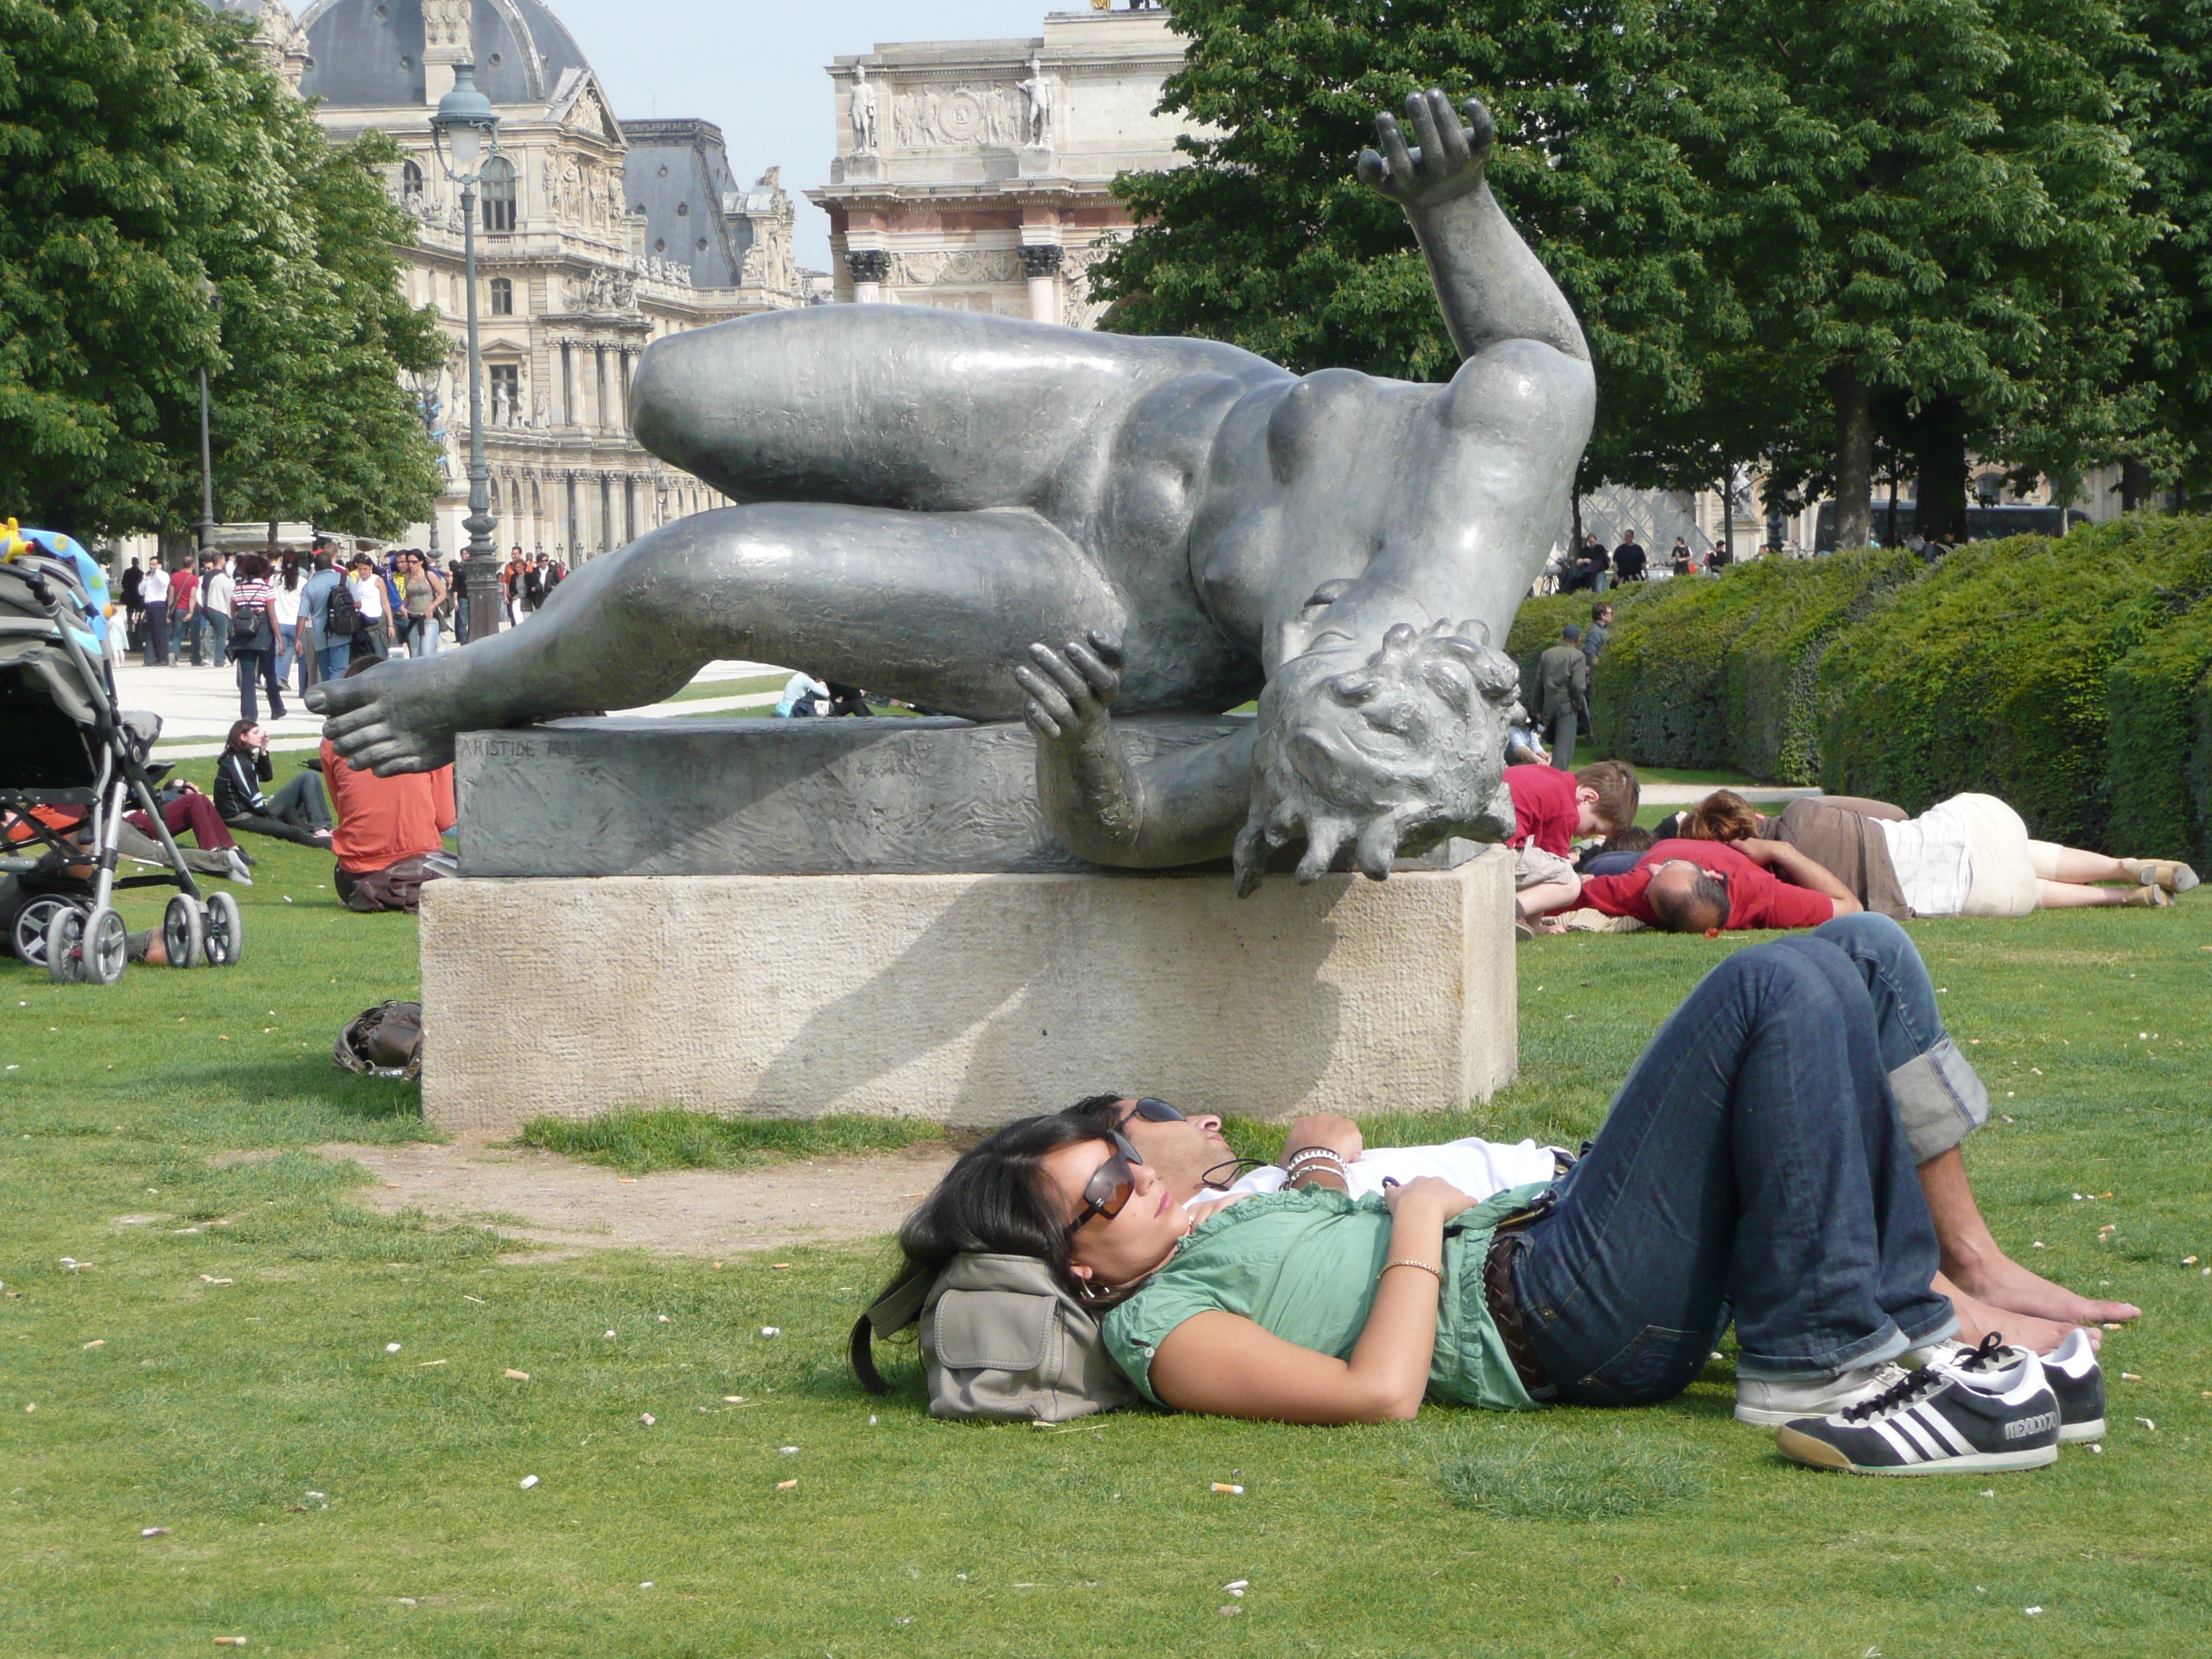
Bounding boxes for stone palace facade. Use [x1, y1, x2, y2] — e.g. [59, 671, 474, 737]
[294, 0, 819, 563]
[809, 7, 1198, 327]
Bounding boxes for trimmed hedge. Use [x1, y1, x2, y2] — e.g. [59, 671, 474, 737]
[1573, 554, 1917, 783]
[1506, 590, 1625, 711]
[1817, 518, 2212, 850]
[2102, 546, 2212, 867]
[1541, 517, 2212, 854]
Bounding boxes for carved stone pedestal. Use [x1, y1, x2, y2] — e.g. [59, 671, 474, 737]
[418, 853, 1516, 1133]
[421, 717, 1517, 1131]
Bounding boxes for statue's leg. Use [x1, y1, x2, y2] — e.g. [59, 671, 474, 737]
[631, 304, 1276, 513]
[307, 503, 1129, 774]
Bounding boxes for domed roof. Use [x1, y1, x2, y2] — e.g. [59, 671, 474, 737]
[296, 0, 594, 108]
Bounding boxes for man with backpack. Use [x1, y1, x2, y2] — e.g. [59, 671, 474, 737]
[302, 544, 354, 686]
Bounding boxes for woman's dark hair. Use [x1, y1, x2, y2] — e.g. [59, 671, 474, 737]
[280, 552, 301, 591]
[223, 717, 258, 752]
[1683, 789, 1761, 842]
[234, 553, 269, 580]
[1603, 824, 1655, 854]
[886, 1113, 1134, 1308]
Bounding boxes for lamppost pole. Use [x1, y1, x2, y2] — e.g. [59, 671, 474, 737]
[197, 278, 220, 562]
[430, 62, 505, 644]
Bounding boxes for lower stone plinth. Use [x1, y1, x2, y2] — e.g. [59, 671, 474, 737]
[418, 850, 1516, 1132]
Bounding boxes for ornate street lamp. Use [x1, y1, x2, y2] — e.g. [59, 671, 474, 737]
[197, 276, 221, 562]
[428, 63, 505, 644]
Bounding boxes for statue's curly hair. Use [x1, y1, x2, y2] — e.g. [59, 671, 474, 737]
[1233, 619, 1519, 894]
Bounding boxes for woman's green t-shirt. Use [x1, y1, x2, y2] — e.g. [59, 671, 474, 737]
[1101, 1184, 1547, 1412]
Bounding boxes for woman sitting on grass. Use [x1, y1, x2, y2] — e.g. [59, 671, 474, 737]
[1668, 790, 2195, 918]
[893, 935, 2082, 1475]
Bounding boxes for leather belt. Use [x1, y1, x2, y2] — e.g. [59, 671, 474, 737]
[1483, 1228, 1554, 1401]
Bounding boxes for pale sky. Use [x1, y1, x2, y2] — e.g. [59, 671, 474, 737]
[422, 1, 1089, 272]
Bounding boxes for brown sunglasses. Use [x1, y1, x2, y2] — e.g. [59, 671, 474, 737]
[1069, 1129, 1144, 1233]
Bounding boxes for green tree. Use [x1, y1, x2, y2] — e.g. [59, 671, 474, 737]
[2118, 0, 2212, 507]
[1686, 0, 2157, 547]
[1091, 0, 1748, 500]
[0, 0, 440, 541]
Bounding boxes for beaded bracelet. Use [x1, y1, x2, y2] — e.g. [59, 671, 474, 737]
[1382, 1259, 1443, 1281]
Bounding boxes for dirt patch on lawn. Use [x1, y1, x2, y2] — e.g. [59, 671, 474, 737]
[313, 1132, 956, 1260]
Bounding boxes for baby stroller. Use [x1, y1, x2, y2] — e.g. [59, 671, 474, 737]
[1, 527, 242, 983]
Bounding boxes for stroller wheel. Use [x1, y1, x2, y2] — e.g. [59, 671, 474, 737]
[81, 907, 127, 985]
[202, 892, 243, 966]
[45, 906, 86, 983]
[14, 894, 76, 967]
[163, 896, 204, 971]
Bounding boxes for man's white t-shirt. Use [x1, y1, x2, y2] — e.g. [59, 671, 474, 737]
[201, 571, 234, 617]
[1197, 1136, 1563, 1206]
[142, 566, 169, 604]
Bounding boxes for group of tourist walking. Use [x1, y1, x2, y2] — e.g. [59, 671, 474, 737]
[118, 540, 491, 722]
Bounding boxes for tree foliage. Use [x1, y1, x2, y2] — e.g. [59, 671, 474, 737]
[1689, 0, 2158, 543]
[1095, 0, 2163, 539]
[2121, 0, 2212, 504]
[0, 0, 442, 540]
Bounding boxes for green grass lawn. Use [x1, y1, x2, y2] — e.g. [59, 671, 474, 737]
[2, 824, 2207, 1656]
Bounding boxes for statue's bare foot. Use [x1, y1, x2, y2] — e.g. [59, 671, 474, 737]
[1951, 1251, 2140, 1329]
[306, 652, 489, 775]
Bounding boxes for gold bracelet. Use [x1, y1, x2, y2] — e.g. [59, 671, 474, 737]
[1382, 1259, 1443, 1282]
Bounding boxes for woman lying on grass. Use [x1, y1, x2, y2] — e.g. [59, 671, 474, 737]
[1665, 789, 2196, 918]
[894, 935, 2095, 1475]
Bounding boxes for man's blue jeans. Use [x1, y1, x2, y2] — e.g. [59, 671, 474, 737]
[1511, 935, 1957, 1403]
[317, 640, 351, 684]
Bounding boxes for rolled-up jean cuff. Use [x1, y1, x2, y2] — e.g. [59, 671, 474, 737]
[1891, 1035, 1990, 1164]
[1736, 1304, 1959, 1382]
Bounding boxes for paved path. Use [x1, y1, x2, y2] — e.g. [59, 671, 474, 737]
[123, 656, 789, 758]
[1638, 784, 1822, 806]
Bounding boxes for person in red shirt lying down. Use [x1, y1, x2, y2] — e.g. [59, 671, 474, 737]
[1517, 836, 1863, 934]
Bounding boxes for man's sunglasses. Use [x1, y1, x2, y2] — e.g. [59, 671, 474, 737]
[1118, 1097, 1184, 1125]
[1070, 1129, 1144, 1233]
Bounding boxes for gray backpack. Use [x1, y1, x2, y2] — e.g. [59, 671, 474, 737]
[850, 1253, 1137, 1423]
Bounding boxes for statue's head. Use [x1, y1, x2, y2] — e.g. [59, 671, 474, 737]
[1233, 619, 1519, 894]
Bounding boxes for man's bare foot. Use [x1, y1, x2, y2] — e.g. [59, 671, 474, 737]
[1939, 1277, 2093, 1355]
[306, 653, 480, 775]
[1949, 1250, 2140, 1328]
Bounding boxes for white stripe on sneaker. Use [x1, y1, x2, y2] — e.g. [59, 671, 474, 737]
[1889, 1411, 1946, 1462]
[1915, 1402, 1977, 1457]
[1871, 1419, 1924, 1464]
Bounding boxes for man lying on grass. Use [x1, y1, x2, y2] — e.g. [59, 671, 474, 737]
[1515, 832, 1858, 935]
[891, 917, 2121, 1475]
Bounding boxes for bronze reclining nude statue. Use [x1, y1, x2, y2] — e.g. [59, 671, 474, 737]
[310, 93, 1594, 891]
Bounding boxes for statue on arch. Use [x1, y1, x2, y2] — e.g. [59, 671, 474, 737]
[850, 63, 881, 153]
[313, 94, 1593, 892]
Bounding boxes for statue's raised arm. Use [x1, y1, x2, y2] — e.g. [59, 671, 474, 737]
[307, 91, 1590, 895]
[1359, 90, 1590, 366]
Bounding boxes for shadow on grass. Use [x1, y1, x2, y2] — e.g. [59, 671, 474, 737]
[112, 1056, 427, 1124]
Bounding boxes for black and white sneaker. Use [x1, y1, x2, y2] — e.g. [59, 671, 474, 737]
[1776, 1334, 2060, 1476]
[1915, 1330, 2106, 1444]
[2040, 1328, 2106, 1442]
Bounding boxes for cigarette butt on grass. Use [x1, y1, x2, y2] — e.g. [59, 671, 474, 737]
[776, 1478, 798, 1491]
[505, 1370, 530, 1381]
[83, 1339, 104, 1349]
[141, 1527, 169, 1537]
[418, 1359, 446, 1368]
[1211, 1483, 1244, 1496]
[2121, 1372, 2143, 1381]
[214, 1640, 248, 1648]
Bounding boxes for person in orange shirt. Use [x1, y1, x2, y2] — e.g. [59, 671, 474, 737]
[321, 662, 455, 912]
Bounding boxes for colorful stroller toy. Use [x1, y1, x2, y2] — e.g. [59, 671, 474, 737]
[1, 522, 241, 982]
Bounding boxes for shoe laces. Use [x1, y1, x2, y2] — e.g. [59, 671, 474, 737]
[1840, 1334, 2008, 1424]
[1839, 1364, 1946, 1424]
